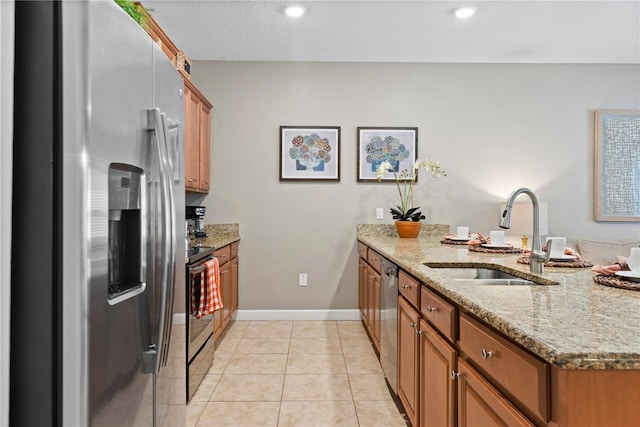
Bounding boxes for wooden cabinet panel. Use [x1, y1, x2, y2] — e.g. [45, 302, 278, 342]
[421, 286, 457, 343]
[367, 249, 382, 273]
[230, 256, 238, 314]
[358, 259, 367, 319]
[183, 79, 212, 193]
[357, 241, 368, 260]
[215, 245, 231, 265]
[184, 85, 200, 190]
[420, 319, 457, 427]
[220, 260, 231, 328]
[457, 359, 534, 427]
[198, 103, 210, 191]
[399, 270, 420, 309]
[398, 296, 420, 427]
[459, 313, 549, 424]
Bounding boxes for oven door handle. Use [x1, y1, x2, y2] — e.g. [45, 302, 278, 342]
[189, 263, 208, 275]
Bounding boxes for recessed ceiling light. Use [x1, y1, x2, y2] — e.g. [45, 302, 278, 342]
[454, 7, 476, 19]
[285, 5, 305, 18]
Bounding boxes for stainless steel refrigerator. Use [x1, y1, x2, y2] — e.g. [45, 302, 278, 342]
[11, 1, 185, 425]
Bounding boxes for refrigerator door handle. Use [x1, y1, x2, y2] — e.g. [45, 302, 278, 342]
[145, 108, 177, 374]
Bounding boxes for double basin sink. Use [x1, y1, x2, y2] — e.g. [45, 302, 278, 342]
[425, 264, 555, 286]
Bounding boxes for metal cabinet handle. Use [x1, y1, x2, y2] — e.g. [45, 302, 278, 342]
[426, 306, 437, 313]
[401, 284, 410, 289]
[450, 371, 461, 380]
[414, 329, 422, 336]
[410, 322, 417, 328]
[481, 349, 495, 359]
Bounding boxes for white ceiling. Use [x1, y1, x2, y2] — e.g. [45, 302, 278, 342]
[143, 0, 640, 63]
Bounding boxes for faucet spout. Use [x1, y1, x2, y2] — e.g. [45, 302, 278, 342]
[499, 187, 549, 274]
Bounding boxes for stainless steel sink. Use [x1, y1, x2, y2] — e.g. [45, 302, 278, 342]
[424, 265, 542, 286]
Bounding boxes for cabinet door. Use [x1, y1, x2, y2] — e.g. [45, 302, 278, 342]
[420, 319, 457, 427]
[457, 359, 534, 427]
[398, 296, 420, 427]
[230, 256, 238, 314]
[370, 266, 381, 352]
[358, 259, 367, 320]
[220, 261, 232, 329]
[184, 84, 200, 190]
[198, 103, 210, 191]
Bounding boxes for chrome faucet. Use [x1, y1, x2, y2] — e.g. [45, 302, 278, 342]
[499, 187, 551, 274]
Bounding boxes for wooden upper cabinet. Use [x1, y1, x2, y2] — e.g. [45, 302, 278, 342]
[141, 11, 212, 193]
[183, 79, 212, 193]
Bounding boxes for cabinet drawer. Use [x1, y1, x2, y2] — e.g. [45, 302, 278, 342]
[459, 313, 549, 423]
[367, 249, 382, 273]
[357, 241, 368, 260]
[420, 286, 456, 342]
[231, 241, 239, 258]
[399, 270, 420, 309]
[215, 245, 231, 265]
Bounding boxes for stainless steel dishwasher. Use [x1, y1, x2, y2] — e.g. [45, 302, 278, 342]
[380, 257, 399, 394]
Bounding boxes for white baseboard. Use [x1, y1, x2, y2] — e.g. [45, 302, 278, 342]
[234, 309, 360, 321]
[173, 313, 186, 325]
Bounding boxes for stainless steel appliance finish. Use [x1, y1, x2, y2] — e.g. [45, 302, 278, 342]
[12, 2, 185, 425]
[380, 257, 399, 394]
[185, 246, 216, 401]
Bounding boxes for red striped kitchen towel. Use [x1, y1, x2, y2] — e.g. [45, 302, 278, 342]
[193, 257, 222, 319]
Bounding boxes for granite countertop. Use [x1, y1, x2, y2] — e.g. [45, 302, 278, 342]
[357, 224, 640, 370]
[191, 223, 240, 249]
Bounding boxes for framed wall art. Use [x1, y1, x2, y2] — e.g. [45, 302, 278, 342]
[280, 126, 340, 181]
[357, 127, 418, 182]
[594, 110, 640, 222]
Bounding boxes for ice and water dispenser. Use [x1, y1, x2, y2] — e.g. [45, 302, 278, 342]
[108, 163, 144, 302]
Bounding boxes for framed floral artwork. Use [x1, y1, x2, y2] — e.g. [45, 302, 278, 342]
[280, 126, 341, 181]
[357, 127, 418, 182]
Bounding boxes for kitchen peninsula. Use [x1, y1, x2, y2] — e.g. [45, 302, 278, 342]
[357, 224, 640, 427]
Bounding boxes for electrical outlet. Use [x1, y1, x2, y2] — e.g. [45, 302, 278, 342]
[299, 273, 307, 287]
[376, 208, 384, 220]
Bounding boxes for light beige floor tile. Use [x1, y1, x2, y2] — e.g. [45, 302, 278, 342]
[225, 353, 288, 375]
[292, 320, 339, 338]
[209, 351, 232, 374]
[160, 403, 186, 427]
[286, 353, 347, 375]
[344, 352, 383, 375]
[190, 374, 220, 402]
[349, 374, 393, 401]
[244, 320, 293, 338]
[278, 401, 358, 427]
[186, 400, 206, 427]
[340, 335, 376, 354]
[168, 376, 187, 405]
[289, 337, 342, 354]
[337, 321, 368, 337]
[282, 374, 352, 401]
[197, 401, 280, 427]
[354, 400, 408, 427]
[235, 337, 290, 354]
[215, 335, 241, 353]
[210, 374, 284, 401]
[224, 320, 250, 335]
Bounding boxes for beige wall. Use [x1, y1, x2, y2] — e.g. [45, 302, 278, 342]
[187, 62, 640, 311]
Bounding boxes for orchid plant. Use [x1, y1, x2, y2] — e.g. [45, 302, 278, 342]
[376, 158, 447, 222]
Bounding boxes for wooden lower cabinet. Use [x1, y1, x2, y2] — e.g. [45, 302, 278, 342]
[420, 319, 457, 427]
[398, 296, 420, 427]
[358, 257, 367, 320]
[230, 256, 238, 313]
[214, 242, 239, 341]
[457, 358, 534, 427]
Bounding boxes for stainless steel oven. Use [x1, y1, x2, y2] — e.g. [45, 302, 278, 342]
[185, 246, 216, 402]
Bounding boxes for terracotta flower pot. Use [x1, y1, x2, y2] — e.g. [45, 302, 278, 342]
[395, 221, 421, 238]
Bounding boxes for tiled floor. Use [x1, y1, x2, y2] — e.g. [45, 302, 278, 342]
[187, 320, 408, 427]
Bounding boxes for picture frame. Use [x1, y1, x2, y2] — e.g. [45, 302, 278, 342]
[357, 127, 418, 182]
[280, 126, 341, 181]
[594, 110, 640, 222]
